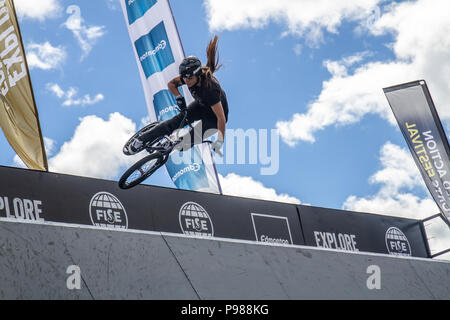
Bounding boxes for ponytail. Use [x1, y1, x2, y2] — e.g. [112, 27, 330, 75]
[206, 35, 222, 74]
[202, 35, 222, 86]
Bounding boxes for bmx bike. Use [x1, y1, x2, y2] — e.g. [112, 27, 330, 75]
[119, 109, 213, 189]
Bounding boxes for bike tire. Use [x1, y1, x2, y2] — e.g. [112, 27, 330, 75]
[119, 152, 164, 189]
[123, 122, 159, 155]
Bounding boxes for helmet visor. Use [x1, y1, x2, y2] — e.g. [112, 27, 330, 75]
[181, 66, 201, 79]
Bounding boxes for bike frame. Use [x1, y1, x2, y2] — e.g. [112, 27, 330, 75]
[144, 109, 191, 158]
[119, 108, 215, 189]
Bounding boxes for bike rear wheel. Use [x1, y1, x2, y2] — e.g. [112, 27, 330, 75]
[119, 152, 164, 189]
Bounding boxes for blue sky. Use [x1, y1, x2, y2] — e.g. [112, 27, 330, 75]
[1, 0, 450, 256]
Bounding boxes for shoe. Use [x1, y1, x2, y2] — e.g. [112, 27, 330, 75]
[128, 138, 143, 155]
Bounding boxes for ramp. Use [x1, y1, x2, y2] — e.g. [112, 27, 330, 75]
[0, 219, 449, 299]
[0, 165, 449, 299]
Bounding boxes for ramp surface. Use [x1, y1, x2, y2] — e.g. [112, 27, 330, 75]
[0, 220, 449, 300]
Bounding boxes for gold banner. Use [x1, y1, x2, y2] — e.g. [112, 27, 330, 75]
[0, 0, 47, 171]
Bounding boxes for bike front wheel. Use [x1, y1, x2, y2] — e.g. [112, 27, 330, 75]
[119, 152, 164, 189]
[123, 122, 159, 156]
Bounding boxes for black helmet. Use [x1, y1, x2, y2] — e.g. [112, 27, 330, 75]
[179, 56, 202, 78]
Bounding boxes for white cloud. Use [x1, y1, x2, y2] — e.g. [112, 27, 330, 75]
[219, 173, 301, 204]
[14, 0, 61, 21]
[13, 155, 26, 168]
[43, 137, 56, 157]
[293, 44, 302, 56]
[64, 5, 106, 60]
[47, 83, 104, 107]
[48, 113, 140, 179]
[277, 60, 413, 145]
[47, 112, 300, 201]
[47, 83, 64, 98]
[276, 0, 450, 146]
[104, 0, 120, 10]
[368, 0, 450, 120]
[344, 192, 437, 220]
[13, 136, 56, 168]
[205, 0, 384, 46]
[423, 218, 450, 259]
[342, 141, 450, 258]
[343, 142, 438, 218]
[26, 42, 66, 70]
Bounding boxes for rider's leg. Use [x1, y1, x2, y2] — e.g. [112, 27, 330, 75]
[135, 101, 204, 150]
[174, 113, 219, 151]
[175, 97, 230, 151]
[138, 112, 184, 145]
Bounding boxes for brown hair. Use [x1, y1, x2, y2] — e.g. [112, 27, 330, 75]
[201, 35, 222, 86]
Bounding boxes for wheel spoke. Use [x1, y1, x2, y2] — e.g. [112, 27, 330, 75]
[124, 157, 160, 186]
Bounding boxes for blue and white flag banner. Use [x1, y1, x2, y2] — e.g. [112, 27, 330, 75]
[121, 0, 221, 194]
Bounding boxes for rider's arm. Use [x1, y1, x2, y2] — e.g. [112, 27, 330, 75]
[168, 76, 184, 97]
[211, 101, 226, 141]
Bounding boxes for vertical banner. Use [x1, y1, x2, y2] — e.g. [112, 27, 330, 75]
[384, 80, 450, 223]
[121, 0, 221, 194]
[0, 0, 47, 171]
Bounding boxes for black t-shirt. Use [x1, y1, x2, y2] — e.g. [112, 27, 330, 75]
[181, 76, 228, 116]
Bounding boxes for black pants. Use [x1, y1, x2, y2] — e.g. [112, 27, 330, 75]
[140, 100, 228, 150]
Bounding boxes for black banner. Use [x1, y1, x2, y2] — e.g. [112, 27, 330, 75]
[0, 165, 304, 245]
[384, 80, 450, 223]
[0, 165, 430, 257]
[141, 185, 304, 245]
[298, 205, 429, 258]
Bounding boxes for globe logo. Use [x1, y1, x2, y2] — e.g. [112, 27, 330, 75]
[89, 192, 128, 229]
[385, 227, 411, 256]
[179, 202, 214, 237]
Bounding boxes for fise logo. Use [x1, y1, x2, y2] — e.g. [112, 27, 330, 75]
[89, 192, 128, 229]
[125, 0, 157, 25]
[385, 227, 411, 256]
[134, 21, 175, 78]
[179, 202, 214, 237]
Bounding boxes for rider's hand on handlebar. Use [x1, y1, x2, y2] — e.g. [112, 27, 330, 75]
[175, 96, 187, 111]
[211, 139, 224, 157]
